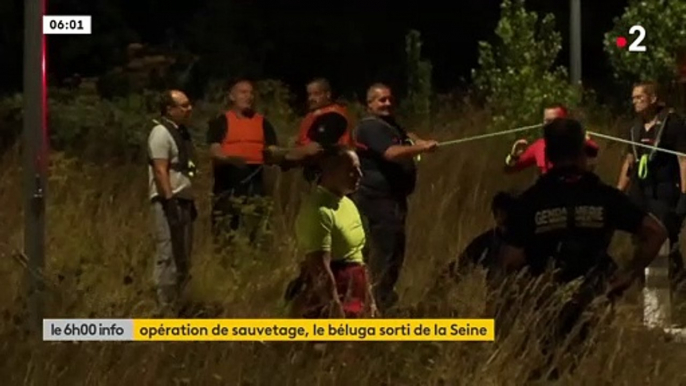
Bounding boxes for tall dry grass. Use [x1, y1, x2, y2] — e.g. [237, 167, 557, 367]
[1, 99, 685, 385]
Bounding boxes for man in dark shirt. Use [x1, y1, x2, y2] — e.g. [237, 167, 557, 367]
[424, 191, 517, 306]
[352, 82, 439, 312]
[441, 191, 517, 285]
[616, 81, 686, 287]
[500, 117, 667, 379]
[295, 78, 354, 183]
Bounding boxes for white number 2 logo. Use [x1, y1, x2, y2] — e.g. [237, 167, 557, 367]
[629, 25, 646, 52]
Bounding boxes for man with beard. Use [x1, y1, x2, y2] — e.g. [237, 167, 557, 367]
[295, 78, 355, 183]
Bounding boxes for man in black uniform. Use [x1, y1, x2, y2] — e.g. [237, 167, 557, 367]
[500, 118, 667, 378]
[441, 191, 517, 286]
[617, 81, 686, 286]
[353, 82, 439, 312]
[423, 191, 517, 310]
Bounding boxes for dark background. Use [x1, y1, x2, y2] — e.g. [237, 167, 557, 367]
[0, 0, 628, 102]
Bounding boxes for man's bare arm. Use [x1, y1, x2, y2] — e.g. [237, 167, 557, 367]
[626, 214, 668, 273]
[678, 156, 686, 194]
[383, 144, 425, 161]
[407, 132, 421, 142]
[264, 143, 322, 166]
[209, 143, 246, 167]
[383, 139, 438, 161]
[617, 153, 634, 192]
[152, 159, 173, 199]
[407, 132, 437, 147]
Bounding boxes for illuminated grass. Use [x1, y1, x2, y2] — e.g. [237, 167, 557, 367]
[0, 100, 685, 385]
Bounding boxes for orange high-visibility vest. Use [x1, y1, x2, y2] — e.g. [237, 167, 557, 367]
[296, 103, 354, 147]
[221, 110, 265, 164]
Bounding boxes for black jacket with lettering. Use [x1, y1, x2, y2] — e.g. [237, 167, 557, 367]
[502, 166, 647, 283]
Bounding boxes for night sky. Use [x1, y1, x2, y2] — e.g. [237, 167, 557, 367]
[1, 0, 629, 101]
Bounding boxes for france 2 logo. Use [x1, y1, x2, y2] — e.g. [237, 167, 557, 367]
[616, 25, 646, 52]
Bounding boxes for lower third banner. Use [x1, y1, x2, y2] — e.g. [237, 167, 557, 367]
[43, 319, 495, 342]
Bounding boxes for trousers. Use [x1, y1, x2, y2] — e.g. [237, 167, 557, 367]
[211, 179, 271, 251]
[628, 181, 685, 282]
[352, 191, 408, 312]
[152, 198, 195, 312]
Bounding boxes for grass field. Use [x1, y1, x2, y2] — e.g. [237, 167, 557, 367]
[1, 98, 686, 385]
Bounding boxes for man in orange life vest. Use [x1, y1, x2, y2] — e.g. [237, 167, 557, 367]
[206, 78, 319, 247]
[295, 78, 355, 182]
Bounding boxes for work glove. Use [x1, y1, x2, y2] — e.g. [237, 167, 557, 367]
[162, 197, 182, 227]
[677, 193, 686, 218]
[506, 139, 528, 166]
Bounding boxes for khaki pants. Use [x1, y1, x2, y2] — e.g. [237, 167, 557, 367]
[152, 199, 194, 314]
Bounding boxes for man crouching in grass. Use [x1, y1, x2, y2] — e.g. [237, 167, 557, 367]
[287, 145, 378, 318]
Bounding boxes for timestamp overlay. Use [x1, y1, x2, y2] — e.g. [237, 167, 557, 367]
[43, 15, 92, 35]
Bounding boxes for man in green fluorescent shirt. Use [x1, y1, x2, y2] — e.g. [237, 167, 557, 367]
[288, 145, 378, 318]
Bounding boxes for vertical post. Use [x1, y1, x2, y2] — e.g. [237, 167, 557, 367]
[570, 0, 582, 85]
[23, 0, 47, 332]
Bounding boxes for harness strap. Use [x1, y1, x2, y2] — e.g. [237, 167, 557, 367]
[632, 110, 671, 180]
[151, 118, 197, 178]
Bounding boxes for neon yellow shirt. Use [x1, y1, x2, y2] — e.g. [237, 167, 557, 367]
[295, 185, 366, 264]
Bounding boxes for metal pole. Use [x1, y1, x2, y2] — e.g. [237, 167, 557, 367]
[570, 0, 582, 85]
[23, 0, 47, 332]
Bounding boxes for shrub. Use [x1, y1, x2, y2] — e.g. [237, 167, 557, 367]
[471, 0, 581, 141]
[604, 0, 686, 89]
[400, 30, 433, 131]
[0, 79, 304, 163]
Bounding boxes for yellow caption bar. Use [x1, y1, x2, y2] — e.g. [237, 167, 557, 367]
[132, 319, 495, 341]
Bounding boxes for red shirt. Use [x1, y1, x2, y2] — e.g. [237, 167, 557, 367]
[508, 137, 599, 174]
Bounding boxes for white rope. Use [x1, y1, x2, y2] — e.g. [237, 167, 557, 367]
[587, 130, 686, 158]
[433, 122, 686, 160]
[437, 123, 544, 147]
